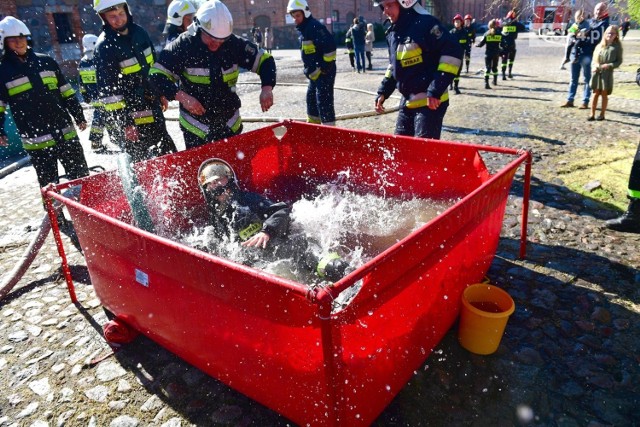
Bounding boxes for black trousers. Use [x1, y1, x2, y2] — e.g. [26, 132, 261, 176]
[395, 100, 449, 140]
[29, 136, 89, 189]
[629, 141, 640, 197]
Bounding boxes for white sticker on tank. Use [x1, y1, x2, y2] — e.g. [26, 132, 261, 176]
[135, 269, 149, 287]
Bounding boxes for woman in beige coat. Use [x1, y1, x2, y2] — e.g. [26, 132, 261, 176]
[365, 23, 374, 70]
[589, 25, 623, 121]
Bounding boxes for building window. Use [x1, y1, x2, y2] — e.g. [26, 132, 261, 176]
[52, 13, 74, 43]
[332, 10, 339, 23]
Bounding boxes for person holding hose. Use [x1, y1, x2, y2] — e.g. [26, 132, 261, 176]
[374, 0, 463, 140]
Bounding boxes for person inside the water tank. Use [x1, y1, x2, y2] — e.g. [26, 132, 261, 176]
[197, 158, 350, 282]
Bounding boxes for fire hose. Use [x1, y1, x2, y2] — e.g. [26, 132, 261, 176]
[164, 82, 401, 123]
[0, 185, 82, 302]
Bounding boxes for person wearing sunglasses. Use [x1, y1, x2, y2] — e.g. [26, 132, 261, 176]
[197, 158, 350, 282]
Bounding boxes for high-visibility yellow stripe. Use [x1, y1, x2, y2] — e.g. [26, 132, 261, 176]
[316, 252, 340, 278]
[308, 68, 321, 80]
[238, 222, 262, 241]
[8, 82, 32, 96]
[307, 115, 321, 124]
[22, 134, 56, 150]
[80, 70, 97, 84]
[302, 41, 316, 55]
[396, 47, 422, 61]
[149, 65, 178, 83]
[406, 92, 449, 109]
[132, 110, 155, 125]
[179, 116, 207, 139]
[23, 140, 56, 150]
[438, 62, 459, 74]
[222, 70, 239, 86]
[227, 110, 241, 133]
[42, 76, 58, 87]
[182, 72, 210, 84]
[104, 100, 126, 111]
[63, 129, 78, 140]
[122, 63, 142, 74]
[323, 50, 336, 62]
[629, 189, 640, 198]
[60, 84, 75, 98]
[0, 106, 5, 113]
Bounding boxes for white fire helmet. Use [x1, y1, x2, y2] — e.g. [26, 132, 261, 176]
[93, 0, 129, 15]
[167, 0, 197, 26]
[198, 158, 237, 189]
[0, 16, 31, 43]
[287, 0, 311, 18]
[82, 34, 98, 52]
[194, 1, 233, 40]
[374, 0, 426, 13]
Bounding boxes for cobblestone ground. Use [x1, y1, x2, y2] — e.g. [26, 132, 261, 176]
[1, 32, 639, 426]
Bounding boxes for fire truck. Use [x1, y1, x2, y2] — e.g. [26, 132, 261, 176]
[532, 3, 572, 35]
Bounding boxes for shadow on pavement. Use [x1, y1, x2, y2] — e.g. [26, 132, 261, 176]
[444, 125, 565, 146]
[509, 175, 622, 219]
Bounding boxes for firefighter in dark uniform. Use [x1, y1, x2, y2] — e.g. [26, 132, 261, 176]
[345, 27, 356, 72]
[606, 68, 640, 233]
[476, 19, 502, 89]
[374, 0, 463, 140]
[78, 33, 125, 152]
[463, 14, 476, 73]
[499, 10, 526, 80]
[93, 0, 176, 163]
[163, 0, 196, 46]
[287, 0, 337, 126]
[0, 16, 89, 194]
[149, 0, 276, 150]
[449, 14, 467, 94]
[198, 158, 349, 282]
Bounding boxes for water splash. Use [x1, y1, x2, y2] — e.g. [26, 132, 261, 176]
[180, 178, 457, 288]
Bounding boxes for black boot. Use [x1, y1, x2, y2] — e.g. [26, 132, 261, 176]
[493, 76, 498, 86]
[454, 81, 461, 94]
[502, 72, 507, 81]
[485, 79, 491, 89]
[606, 197, 640, 233]
[508, 67, 514, 78]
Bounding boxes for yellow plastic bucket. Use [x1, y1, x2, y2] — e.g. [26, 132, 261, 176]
[458, 283, 515, 355]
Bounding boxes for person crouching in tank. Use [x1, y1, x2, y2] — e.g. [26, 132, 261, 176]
[197, 158, 349, 282]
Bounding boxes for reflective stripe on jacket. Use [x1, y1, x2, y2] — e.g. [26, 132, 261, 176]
[0, 49, 84, 147]
[378, 9, 463, 104]
[477, 31, 502, 56]
[295, 16, 337, 81]
[94, 21, 159, 128]
[149, 30, 276, 135]
[78, 52, 99, 104]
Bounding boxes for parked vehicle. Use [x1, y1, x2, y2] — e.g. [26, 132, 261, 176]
[532, 4, 571, 35]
